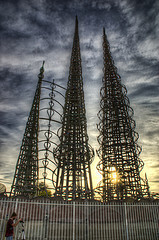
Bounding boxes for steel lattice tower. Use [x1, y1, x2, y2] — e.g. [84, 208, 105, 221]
[53, 17, 94, 201]
[10, 62, 45, 197]
[96, 29, 150, 202]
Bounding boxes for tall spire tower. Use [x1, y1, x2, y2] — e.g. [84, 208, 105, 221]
[96, 29, 149, 201]
[53, 17, 94, 201]
[10, 62, 45, 197]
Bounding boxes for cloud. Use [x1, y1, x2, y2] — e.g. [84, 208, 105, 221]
[92, 1, 112, 10]
[116, 0, 159, 69]
[129, 82, 159, 99]
[137, 37, 159, 61]
[150, 164, 159, 169]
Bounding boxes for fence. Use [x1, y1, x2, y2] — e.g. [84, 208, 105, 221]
[0, 198, 158, 240]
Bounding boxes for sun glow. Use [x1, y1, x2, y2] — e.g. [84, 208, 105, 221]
[112, 172, 117, 182]
[110, 167, 118, 183]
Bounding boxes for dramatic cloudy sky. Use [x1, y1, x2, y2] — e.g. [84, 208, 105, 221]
[0, 0, 158, 194]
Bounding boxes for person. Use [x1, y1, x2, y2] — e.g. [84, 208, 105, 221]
[5, 212, 22, 240]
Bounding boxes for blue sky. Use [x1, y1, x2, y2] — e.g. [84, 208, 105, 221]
[0, 0, 158, 193]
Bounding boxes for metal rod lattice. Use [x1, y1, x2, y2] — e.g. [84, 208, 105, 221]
[53, 17, 94, 201]
[95, 29, 151, 202]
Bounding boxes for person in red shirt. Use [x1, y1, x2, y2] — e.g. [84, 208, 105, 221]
[5, 212, 22, 240]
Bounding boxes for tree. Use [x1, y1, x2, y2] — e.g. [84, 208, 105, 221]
[38, 182, 52, 197]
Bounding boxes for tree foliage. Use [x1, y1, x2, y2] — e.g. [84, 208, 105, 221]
[38, 182, 52, 197]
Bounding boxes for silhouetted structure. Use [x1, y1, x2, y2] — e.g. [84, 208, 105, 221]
[53, 17, 94, 201]
[96, 29, 150, 202]
[38, 79, 64, 193]
[9, 19, 158, 201]
[10, 62, 45, 197]
[10, 62, 65, 197]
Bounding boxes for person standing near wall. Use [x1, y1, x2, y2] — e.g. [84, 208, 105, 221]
[5, 212, 22, 240]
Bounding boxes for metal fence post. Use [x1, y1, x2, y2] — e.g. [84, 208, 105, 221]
[86, 202, 88, 240]
[44, 213, 48, 239]
[73, 202, 75, 240]
[124, 202, 129, 240]
[15, 198, 18, 212]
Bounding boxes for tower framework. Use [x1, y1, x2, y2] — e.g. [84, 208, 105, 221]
[10, 62, 45, 197]
[38, 79, 65, 194]
[53, 17, 94, 201]
[96, 29, 150, 202]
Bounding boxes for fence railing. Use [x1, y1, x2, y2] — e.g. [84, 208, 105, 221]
[0, 198, 158, 240]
